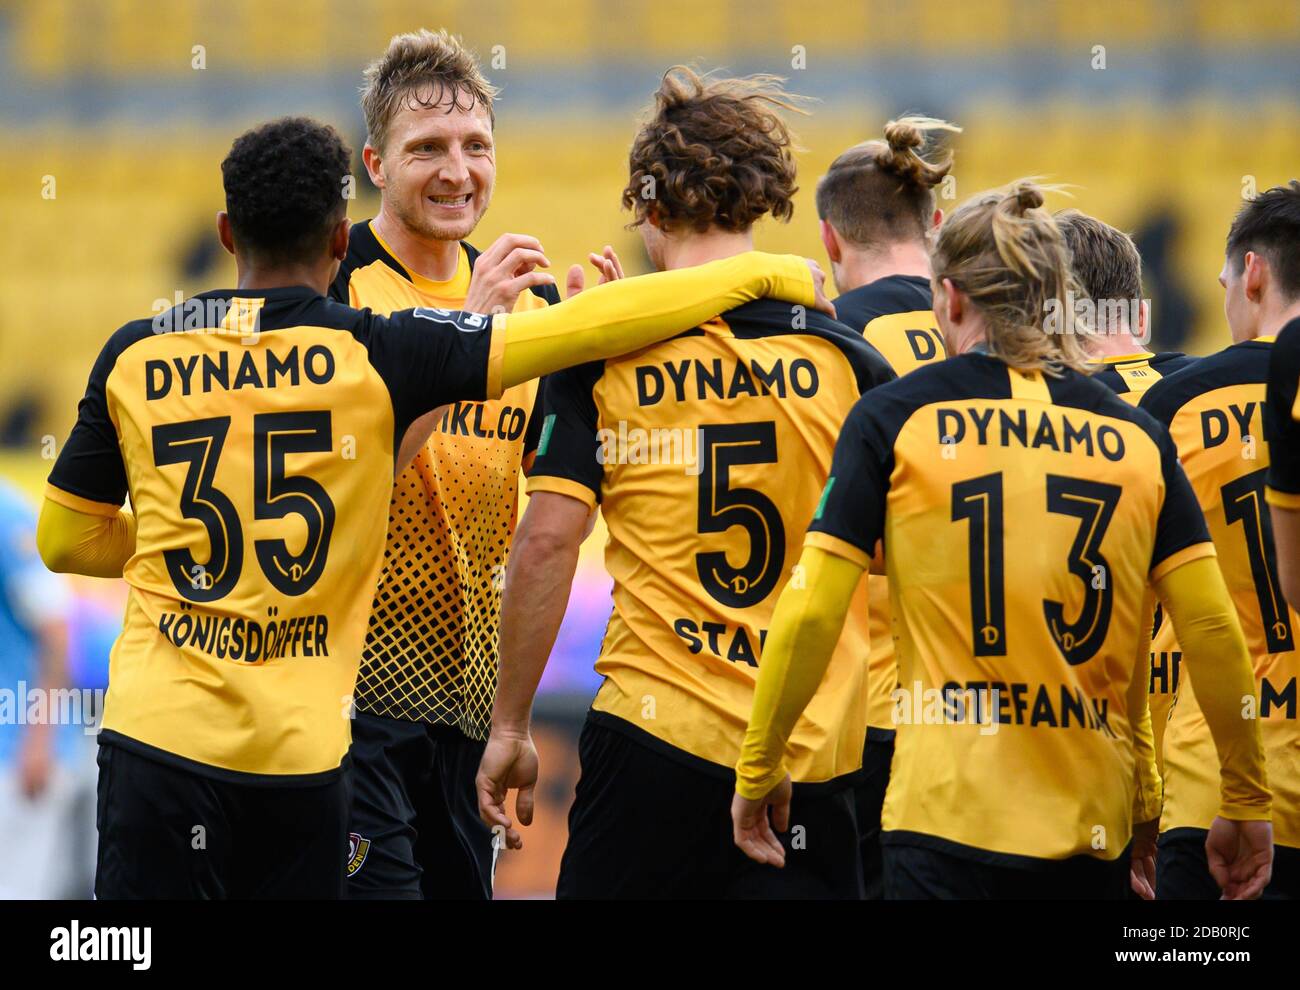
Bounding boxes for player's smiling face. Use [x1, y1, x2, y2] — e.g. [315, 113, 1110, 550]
[376, 92, 495, 243]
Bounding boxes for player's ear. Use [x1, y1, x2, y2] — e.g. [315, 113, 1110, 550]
[1243, 250, 1266, 303]
[941, 277, 963, 323]
[1137, 299, 1150, 341]
[819, 219, 841, 264]
[216, 211, 236, 256]
[362, 143, 385, 189]
[330, 216, 351, 261]
[931, 207, 943, 230]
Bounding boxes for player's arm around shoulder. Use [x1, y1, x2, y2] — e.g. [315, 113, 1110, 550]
[492, 253, 834, 391]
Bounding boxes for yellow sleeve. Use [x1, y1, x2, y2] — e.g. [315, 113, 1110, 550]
[493, 252, 815, 392]
[1128, 588, 1163, 821]
[37, 490, 136, 578]
[1152, 554, 1270, 821]
[735, 543, 865, 799]
[1127, 661, 1163, 824]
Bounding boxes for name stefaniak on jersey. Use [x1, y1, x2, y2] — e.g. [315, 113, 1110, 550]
[145, 345, 336, 400]
[936, 406, 1127, 460]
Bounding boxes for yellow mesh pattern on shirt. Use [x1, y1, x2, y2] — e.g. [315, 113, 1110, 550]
[343, 234, 543, 738]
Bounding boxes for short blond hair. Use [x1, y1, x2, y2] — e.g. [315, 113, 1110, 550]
[361, 29, 498, 153]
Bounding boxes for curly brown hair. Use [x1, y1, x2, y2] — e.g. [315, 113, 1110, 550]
[621, 65, 808, 234]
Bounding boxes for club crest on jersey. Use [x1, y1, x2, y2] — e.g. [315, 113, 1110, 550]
[413, 307, 489, 333]
[347, 832, 371, 876]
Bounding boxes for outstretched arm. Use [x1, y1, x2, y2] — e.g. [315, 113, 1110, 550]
[493, 253, 828, 393]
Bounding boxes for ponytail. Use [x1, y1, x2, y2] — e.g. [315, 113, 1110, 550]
[931, 179, 1094, 376]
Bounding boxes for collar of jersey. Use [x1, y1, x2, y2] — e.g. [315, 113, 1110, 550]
[191, 286, 322, 307]
[1095, 350, 1155, 364]
[368, 221, 471, 299]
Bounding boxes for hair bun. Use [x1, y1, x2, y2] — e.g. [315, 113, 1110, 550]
[884, 119, 923, 152]
[1013, 183, 1044, 212]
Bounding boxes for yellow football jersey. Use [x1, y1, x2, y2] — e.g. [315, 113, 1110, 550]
[808, 352, 1214, 863]
[45, 288, 504, 778]
[1091, 351, 1197, 406]
[835, 274, 946, 733]
[330, 221, 557, 738]
[1145, 336, 1300, 849]
[528, 297, 895, 782]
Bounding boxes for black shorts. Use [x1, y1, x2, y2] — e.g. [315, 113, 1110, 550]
[95, 737, 350, 899]
[1157, 827, 1300, 900]
[346, 711, 496, 900]
[883, 839, 1130, 899]
[853, 730, 894, 900]
[556, 712, 863, 899]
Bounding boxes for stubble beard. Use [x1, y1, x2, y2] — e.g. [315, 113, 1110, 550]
[389, 186, 491, 245]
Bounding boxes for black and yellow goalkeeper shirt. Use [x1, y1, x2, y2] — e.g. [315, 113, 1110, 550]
[331, 221, 558, 738]
[835, 273, 946, 734]
[45, 287, 505, 780]
[1092, 350, 1197, 406]
[528, 297, 894, 783]
[1141, 333, 1299, 849]
[808, 352, 1213, 863]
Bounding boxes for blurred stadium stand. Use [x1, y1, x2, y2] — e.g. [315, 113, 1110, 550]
[0, 0, 1297, 897]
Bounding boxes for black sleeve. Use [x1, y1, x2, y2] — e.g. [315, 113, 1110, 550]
[47, 325, 136, 507]
[521, 376, 550, 462]
[327, 266, 352, 304]
[806, 392, 893, 555]
[1267, 324, 1300, 496]
[1150, 426, 1212, 574]
[853, 338, 898, 395]
[528, 361, 605, 501]
[367, 307, 497, 440]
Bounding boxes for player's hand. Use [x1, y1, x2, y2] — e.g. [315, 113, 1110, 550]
[17, 730, 53, 801]
[475, 726, 539, 850]
[1129, 817, 1159, 900]
[1205, 816, 1273, 899]
[463, 233, 555, 316]
[565, 245, 625, 298]
[804, 259, 837, 320]
[731, 773, 792, 867]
